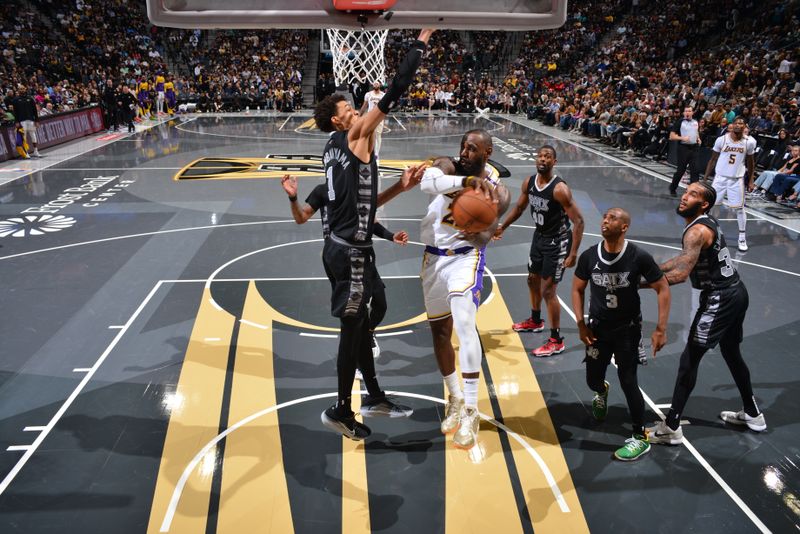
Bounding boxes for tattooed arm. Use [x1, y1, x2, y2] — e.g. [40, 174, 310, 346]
[659, 224, 712, 285]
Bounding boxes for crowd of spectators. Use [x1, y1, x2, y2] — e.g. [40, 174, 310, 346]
[3, 0, 800, 209]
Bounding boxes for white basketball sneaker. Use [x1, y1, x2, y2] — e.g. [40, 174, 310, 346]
[720, 410, 766, 432]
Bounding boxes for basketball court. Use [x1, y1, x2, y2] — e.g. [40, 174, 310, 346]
[0, 110, 797, 533]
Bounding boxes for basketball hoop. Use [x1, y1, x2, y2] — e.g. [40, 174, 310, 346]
[326, 29, 388, 87]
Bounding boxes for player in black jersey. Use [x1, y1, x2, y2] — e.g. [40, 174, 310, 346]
[313, 29, 433, 440]
[495, 145, 585, 357]
[572, 208, 670, 461]
[648, 182, 766, 445]
[280, 175, 409, 370]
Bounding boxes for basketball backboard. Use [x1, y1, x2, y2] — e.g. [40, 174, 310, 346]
[146, 0, 568, 31]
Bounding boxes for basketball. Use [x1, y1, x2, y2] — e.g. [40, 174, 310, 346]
[452, 188, 497, 232]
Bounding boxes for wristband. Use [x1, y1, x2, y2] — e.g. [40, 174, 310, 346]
[288, 195, 297, 202]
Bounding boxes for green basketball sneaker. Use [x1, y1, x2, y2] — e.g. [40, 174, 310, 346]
[614, 433, 651, 462]
[592, 381, 609, 421]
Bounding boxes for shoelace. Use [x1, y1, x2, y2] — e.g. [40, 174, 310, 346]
[623, 437, 644, 452]
[594, 395, 606, 409]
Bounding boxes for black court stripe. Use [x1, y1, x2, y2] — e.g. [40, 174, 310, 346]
[204, 301, 243, 534]
[479, 332, 536, 534]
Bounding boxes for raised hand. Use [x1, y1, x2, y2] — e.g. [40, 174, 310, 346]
[281, 174, 297, 197]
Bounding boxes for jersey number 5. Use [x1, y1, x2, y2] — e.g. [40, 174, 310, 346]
[728, 154, 736, 165]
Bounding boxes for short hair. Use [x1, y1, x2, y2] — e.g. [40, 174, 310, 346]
[540, 144, 557, 159]
[608, 207, 631, 226]
[732, 116, 746, 124]
[696, 181, 717, 212]
[314, 94, 346, 133]
[462, 128, 493, 149]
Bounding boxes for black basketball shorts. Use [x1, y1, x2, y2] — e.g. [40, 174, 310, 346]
[690, 281, 748, 349]
[528, 231, 572, 282]
[322, 239, 385, 319]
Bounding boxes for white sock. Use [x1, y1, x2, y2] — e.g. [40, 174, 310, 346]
[443, 371, 462, 399]
[737, 209, 747, 235]
[463, 378, 479, 408]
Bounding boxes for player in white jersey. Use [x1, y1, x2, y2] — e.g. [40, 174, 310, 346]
[703, 116, 756, 252]
[360, 82, 386, 161]
[419, 129, 510, 449]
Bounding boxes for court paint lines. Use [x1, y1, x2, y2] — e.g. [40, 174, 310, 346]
[0, 118, 174, 187]
[512, 224, 800, 279]
[3, 218, 797, 280]
[109, 325, 125, 329]
[6, 446, 32, 452]
[159, 389, 568, 532]
[239, 318, 269, 330]
[0, 281, 164, 496]
[506, 115, 800, 236]
[72, 368, 92, 373]
[278, 115, 292, 131]
[374, 329, 413, 337]
[555, 295, 770, 534]
[22, 427, 45, 432]
[298, 332, 338, 339]
[394, 116, 407, 130]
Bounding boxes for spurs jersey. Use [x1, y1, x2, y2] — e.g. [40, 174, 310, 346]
[575, 241, 663, 326]
[684, 214, 739, 291]
[713, 133, 756, 177]
[323, 130, 378, 243]
[528, 174, 570, 236]
[306, 183, 330, 238]
[420, 166, 501, 249]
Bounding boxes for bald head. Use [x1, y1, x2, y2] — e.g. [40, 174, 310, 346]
[600, 207, 630, 239]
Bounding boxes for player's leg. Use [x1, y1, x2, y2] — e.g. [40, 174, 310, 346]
[512, 236, 545, 332]
[669, 148, 691, 194]
[532, 234, 570, 357]
[584, 336, 612, 421]
[612, 329, 650, 461]
[449, 293, 481, 449]
[716, 284, 765, 430]
[724, 177, 748, 252]
[423, 253, 464, 433]
[320, 243, 372, 439]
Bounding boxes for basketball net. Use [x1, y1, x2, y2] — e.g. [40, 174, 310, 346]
[326, 29, 387, 87]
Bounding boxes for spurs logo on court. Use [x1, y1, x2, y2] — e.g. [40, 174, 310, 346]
[591, 272, 631, 290]
[0, 214, 76, 237]
[174, 155, 511, 181]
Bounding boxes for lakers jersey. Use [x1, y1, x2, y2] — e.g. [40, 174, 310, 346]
[420, 167, 501, 249]
[713, 134, 756, 178]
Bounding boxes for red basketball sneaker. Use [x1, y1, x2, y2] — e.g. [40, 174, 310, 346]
[531, 338, 565, 357]
[512, 317, 545, 332]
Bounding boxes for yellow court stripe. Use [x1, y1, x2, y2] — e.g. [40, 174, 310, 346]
[216, 282, 293, 534]
[147, 288, 236, 534]
[446, 334, 525, 534]
[342, 392, 370, 534]
[477, 283, 589, 533]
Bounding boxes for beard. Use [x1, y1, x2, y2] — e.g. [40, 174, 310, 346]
[676, 203, 702, 218]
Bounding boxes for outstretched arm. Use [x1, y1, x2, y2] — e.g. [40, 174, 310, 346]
[659, 224, 709, 285]
[377, 163, 427, 206]
[649, 275, 670, 356]
[495, 175, 531, 239]
[571, 275, 596, 346]
[554, 182, 584, 268]
[281, 175, 317, 224]
[349, 29, 433, 156]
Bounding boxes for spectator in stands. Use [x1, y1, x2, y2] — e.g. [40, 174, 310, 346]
[751, 144, 799, 195]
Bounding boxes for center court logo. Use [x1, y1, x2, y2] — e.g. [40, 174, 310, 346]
[174, 154, 511, 181]
[0, 214, 77, 237]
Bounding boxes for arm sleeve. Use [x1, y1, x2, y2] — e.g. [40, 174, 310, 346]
[378, 39, 427, 113]
[574, 251, 590, 280]
[712, 135, 724, 153]
[419, 166, 466, 195]
[373, 222, 394, 241]
[305, 184, 326, 210]
[638, 249, 665, 284]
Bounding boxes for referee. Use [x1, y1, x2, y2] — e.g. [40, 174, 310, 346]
[668, 106, 701, 196]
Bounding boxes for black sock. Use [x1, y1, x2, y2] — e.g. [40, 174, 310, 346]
[531, 309, 541, 322]
[334, 397, 352, 417]
[550, 328, 561, 341]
